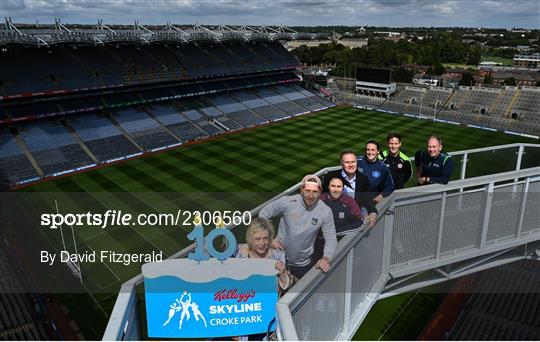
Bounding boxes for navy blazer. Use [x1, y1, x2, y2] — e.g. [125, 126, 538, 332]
[322, 169, 378, 216]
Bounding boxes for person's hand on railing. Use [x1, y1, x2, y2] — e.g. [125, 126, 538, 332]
[366, 213, 378, 228]
[417, 176, 430, 185]
[373, 194, 383, 204]
[275, 260, 286, 273]
[315, 256, 331, 273]
[271, 238, 284, 250]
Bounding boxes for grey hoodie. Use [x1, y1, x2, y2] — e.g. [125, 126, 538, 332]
[259, 194, 337, 267]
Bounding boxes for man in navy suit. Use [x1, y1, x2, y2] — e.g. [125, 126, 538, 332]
[322, 150, 378, 228]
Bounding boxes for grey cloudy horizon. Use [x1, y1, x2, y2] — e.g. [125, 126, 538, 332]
[1, 0, 539, 29]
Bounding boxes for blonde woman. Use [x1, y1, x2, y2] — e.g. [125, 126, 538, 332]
[236, 217, 295, 292]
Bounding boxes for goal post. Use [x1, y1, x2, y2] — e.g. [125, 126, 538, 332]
[54, 199, 83, 284]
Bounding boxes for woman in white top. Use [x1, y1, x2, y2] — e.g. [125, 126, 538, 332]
[236, 217, 295, 293]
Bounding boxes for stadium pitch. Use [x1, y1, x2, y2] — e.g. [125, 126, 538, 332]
[17, 106, 538, 338]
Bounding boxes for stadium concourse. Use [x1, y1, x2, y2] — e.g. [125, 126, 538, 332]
[0, 36, 333, 189]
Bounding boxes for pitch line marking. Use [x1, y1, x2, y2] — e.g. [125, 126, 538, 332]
[85, 243, 121, 283]
[72, 177, 167, 257]
[36, 225, 111, 317]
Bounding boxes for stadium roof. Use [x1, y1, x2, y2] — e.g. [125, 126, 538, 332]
[0, 18, 330, 46]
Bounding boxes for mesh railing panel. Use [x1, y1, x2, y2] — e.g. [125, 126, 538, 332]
[487, 184, 524, 242]
[465, 147, 520, 179]
[292, 261, 347, 341]
[350, 220, 385, 310]
[441, 191, 484, 253]
[521, 146, 540, 170]
[391, 198, 441, 265]
[521, 181, 540, 234]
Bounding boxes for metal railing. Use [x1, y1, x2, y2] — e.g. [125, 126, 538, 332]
[102, 143, 540, 340]
[1, 22, 321, 45]
[276, 196, 393, 341]
[277, 156, 539, 340]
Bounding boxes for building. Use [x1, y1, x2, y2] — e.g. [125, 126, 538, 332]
[492, 69, 540, 86]
[413, 74, 443, 87]
[355, 67, 396, 97]
[516, 45, 533, 52]
[512, 53, 540, 69]
[337, 37, 368, 49]
[284, 39, 333, 51]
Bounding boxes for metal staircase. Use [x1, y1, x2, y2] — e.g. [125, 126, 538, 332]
[276, 144, 540, 340]
[103, 143, 540, 341]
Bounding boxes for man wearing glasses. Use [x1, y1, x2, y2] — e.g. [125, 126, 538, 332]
[322, 150, 378, 228]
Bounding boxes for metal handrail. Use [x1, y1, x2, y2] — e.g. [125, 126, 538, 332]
[278, 196, 394, 310]
[276, 163, 539, 340]
[394, 167, 540, 199]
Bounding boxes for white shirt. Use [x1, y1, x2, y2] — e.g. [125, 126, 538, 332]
[341, 169, 356, 199]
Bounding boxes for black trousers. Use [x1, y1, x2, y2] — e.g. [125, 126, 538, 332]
[288, 260, 315, 279]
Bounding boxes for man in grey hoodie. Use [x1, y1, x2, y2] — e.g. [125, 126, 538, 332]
[259, 174, 337, 279]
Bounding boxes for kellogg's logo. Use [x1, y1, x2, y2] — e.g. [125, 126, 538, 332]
[214, 288, 256, 302]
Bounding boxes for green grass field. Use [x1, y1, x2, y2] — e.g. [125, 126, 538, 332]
[19, 106, 538, 339]
[481, 56, 513, 66]
[354, 290, 447, 340]
[442, 63, 476, 70]
[443, 56, 512, 70]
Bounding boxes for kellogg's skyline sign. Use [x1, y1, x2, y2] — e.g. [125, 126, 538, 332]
[142, 258, 278, 338]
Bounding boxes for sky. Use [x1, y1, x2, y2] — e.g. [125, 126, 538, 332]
[1, 0, 539, 29]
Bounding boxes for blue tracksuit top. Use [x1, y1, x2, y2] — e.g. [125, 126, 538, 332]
[357, 156, 395, 196]
[414, 150, 454, 184]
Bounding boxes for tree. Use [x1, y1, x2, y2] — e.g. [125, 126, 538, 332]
[392, 67, 415, 83]
[466, 45, 482, 65]
[483, 74, 493, 85]
[503, 77, 517, 86]
[433, 62, 446, 75]
[459, 71, 475, 86]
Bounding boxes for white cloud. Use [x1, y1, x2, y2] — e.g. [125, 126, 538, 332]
[1, 0, 538, 28]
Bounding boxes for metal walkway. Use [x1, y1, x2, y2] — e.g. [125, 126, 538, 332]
[103, 143, 540, 340]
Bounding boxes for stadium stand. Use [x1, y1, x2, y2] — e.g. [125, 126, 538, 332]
[448, 260, 540, 340]
[252, 87, 308, 115]
[229, 88, 290, 120]
[0, 38, 335, 187]
[233, 90, 271, 109]
[210, 92, 269, 127]
[111, 108, 178, 150]
[18, 120, 94, 175]
[511, 87, 540, 124]
[274, 84, 332, 111]
[347, 84, 540, 135]
[58, 95, 104, 113]
[0, 42, 297, 98]
[343, 93, 387, 108]
[146, 104, 207, 142]
[6, 100, 61, 120]
[252, 105, 289, 121]
[0, 128, 39, 185]
[178, 101, 221, 136]
[0, 247, 49, 340]
[0, 71, 300, 123]
[197, 99, 243, 131]
[294, 85, 335, 107]
[69, 113, 141, 162]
